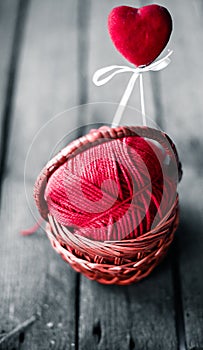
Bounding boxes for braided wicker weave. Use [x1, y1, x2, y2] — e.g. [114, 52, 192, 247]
[34, 126, 182, 285]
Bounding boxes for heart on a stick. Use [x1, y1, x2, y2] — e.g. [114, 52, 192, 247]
[108, 4, 172, 67]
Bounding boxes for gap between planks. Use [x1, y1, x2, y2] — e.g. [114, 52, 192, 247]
[0, 0, 30, 202]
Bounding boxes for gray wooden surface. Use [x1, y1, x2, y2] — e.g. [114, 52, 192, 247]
[0, 1, 202, 349]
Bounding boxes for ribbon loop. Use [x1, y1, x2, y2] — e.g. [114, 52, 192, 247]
[92, 50, 173, 126]
[93, 65, 136, 86]
[93, 50, 173, 87]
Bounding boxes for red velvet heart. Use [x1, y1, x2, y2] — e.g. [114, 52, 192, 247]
[108, 4, 172, 67]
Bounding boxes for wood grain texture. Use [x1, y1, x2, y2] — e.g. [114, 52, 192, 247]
[153, 0, 203, 348]
[0, 0, 19, 128]
[0, 0, 79, 348]
[0, 0, 21, 195]
[79, 260, 177, 350]
[78, 1, 177, 349]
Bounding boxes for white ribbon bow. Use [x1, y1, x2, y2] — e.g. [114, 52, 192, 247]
[93, 50, 173, 126]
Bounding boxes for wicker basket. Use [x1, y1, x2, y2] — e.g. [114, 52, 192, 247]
[34, 126, 182, 285]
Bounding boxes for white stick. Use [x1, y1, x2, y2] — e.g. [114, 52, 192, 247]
[139, 74, 147, 126]
[111, 72, 139, 127]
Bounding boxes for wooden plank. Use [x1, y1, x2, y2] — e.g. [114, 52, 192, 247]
[157, 0, 203, 157]
[153, 0, 203, 348]
[0, 0, 79, 348]
[79, 260, 177, 350]
[0, 0, 20, 191]
[78, 1, 178, 349]
[0, 0, 19, 128]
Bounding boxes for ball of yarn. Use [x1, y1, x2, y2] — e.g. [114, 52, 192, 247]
[45, 131, 177, 241]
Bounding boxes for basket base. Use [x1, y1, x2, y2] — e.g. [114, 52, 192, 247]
[46, 222, 176, 285]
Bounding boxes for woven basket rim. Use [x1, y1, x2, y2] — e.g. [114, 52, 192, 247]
[48, 195, 179, 246]
[47, 196, 179, 260]
[46, 221, 176, 268]
[45, 206, 179, 285]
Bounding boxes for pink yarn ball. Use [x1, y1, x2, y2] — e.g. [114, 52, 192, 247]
[45, 134, 177, 241]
